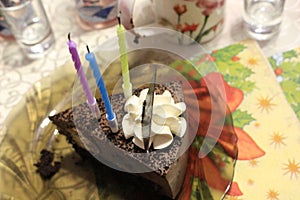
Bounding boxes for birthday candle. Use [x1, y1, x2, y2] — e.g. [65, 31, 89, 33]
[117, 15, 132, 98]
[67, 33, 100, 119]
[85, 46, 118, 133]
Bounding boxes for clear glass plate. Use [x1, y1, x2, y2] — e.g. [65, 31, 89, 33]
[0, 27, 238, 199]
[0, 64, 100, 200]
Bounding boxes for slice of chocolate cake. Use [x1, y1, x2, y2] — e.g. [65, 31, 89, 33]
[49, 81, 189, 199]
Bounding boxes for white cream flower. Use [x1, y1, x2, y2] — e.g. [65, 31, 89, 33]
[122, 88, 186, 150]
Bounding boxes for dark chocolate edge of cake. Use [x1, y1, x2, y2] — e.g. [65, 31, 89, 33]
[70, 139, 174, 200]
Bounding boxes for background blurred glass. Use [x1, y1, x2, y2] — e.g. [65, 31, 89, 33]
[243, 0, 285, 40]
[0, 0, 55, 59]
[75, 0, 118, 30]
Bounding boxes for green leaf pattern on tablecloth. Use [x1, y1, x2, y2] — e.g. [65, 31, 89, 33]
[211, 44, 256, 128]
[232, 110, 255, 128]
[213, 44, 246, 62]
[283, 50, 298, 59]
[212, 44, 256, 95]
[173, 44, 257, 129]
[269, 50, 300, 120]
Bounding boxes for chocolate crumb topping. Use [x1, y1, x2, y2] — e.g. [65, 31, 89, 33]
[34, 149, 61, 180]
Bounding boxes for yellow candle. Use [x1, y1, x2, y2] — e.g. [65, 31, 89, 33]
[117, 21, 132, 98]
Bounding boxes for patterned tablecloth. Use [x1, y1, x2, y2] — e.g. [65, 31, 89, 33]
[1, 0, 300, 199]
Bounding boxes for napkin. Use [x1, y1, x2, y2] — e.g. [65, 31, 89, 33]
[216, 40, 300, 200]
[175, 40, 300, 199]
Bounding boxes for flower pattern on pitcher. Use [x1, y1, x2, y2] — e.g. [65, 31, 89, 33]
[173, 0, 225, 43]
[195, 0, 225, 16]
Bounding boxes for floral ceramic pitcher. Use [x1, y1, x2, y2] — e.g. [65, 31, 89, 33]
[152, 0, 225, 43]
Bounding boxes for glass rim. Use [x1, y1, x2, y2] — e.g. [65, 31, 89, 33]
[0, 0, 31, 11]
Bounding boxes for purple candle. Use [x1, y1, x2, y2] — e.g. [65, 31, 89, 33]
[67, 33, 100, 118]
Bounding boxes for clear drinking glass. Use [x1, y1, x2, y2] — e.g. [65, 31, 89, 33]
[243, 0, 285, 40]
[0, 10, 13, 38]
[75, 0, 118, 30]
[0, 0, 55, 58]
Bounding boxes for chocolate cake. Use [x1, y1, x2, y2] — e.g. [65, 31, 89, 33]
[49, 81, 189, 199]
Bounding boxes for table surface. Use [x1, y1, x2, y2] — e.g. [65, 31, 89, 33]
[1, 0, 300, 130]
[1, 0, 300, 199]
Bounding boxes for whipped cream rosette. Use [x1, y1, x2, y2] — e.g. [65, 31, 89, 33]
[122, 88, 187, 150]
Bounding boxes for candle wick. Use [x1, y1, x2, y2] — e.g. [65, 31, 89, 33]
[117, 16, 121, 25]
[68, 32, 71, 41]
[86, 45, 90, 53]
[130, 17, 134, 29]
[117, 11, 121, 25]
[141, 100, 146, 124]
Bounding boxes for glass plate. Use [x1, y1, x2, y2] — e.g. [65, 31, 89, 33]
[0, 28, 238, 200]
[0, 64, 100, 200]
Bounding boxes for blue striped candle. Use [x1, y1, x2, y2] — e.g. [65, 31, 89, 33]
[85, 46, 118, 133]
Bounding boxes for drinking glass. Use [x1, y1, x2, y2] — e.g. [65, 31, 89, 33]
[75, 0, 118, 30]
[0, 10, 12, 38]
[243, 0, 285, 40]
[0, 0, 55, 59]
